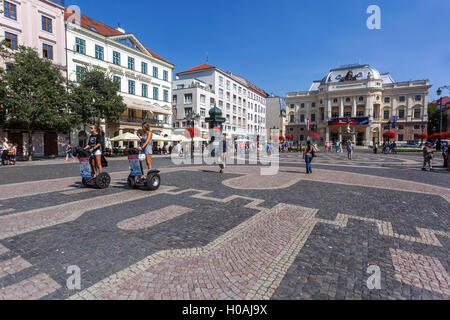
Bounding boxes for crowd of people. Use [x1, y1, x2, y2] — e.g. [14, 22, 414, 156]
[0, 138, 18, 166]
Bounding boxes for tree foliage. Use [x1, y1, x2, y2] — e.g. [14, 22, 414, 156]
[0, 45, 71, 160]
[68, 68, 126, 127]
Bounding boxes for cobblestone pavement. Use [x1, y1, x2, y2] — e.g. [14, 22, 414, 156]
[0, 150, 448, 300]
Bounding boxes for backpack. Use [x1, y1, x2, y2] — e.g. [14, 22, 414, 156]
[311, 145, 317, 158]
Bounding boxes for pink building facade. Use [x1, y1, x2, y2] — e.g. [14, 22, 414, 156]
[0, 0, 68, 157]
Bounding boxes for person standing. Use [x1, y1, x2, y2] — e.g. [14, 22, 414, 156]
[347, 141, 354, 160]
[137, 122, 153, 178]
[422, 142, 436, 172]
[374, 142, 378, 154]
[442, 143, 449, 170]
[303, 141, 316, 174]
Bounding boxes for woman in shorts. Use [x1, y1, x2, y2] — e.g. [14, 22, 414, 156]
[85, 124, 103, 178]
[137, 122, 153, 178]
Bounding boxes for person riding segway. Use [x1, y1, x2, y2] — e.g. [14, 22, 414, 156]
[78, 124, 111, 189]
[126, 122, 160, 190]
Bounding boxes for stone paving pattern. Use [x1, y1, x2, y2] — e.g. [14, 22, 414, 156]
[0, 150, 448, 300]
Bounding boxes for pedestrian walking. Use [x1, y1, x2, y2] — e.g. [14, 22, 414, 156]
[374, 142, 379, 154]
[422, 142, 436, 172]
[219, 135, 227, 174]
[303, 141, 317, 174]
[1, 138, 9, 166]
[442, 144, 449, 170]
[65, 143, 75, 162]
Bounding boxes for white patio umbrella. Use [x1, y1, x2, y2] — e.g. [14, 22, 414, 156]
[109, 132, 141, 142]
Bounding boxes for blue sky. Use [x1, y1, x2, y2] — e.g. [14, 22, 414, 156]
[69, 0, 449, 100]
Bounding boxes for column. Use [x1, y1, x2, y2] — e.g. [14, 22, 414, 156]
[326, 127, 330, 142]
[339, 126, 342, 142]
[407, 96, 412, 122]
[352, 127, 357, 143]
[365, 126, 371, 146]
[327, 99, 332, 119]
[352, 97, 357, 117]
[119, 129, 124, 148]
[339, 98, 344, 118]
[423, 94, 429, 122]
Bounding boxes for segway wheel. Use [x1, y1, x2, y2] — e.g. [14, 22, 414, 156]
[146, 173, 161, 191]
[95, 173, 111, 189]
[128, 176, 137, 189]
[81, 178, 88, 187]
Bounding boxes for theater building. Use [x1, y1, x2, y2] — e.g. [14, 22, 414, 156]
[286, 64, 431, 145]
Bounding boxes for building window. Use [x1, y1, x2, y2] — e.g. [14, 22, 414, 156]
[153, 87, 159, 100]
[414, 125, 420, 130]
[346, 98, 351, 103]
[344, 112, 351, 117]
[384, 110, 390, 120]
[219, 89, 224, 99]
[113, 51, 121, 65]
[125, 80, 134, 95]
[414, 108, 421, 119]
[142, 84, 148, 97]
[76, 66, 86, 82]
[290, 104, 294, 109]
[4, 1, 17, 20]
[359, 97, 364, 102]
[112, 76, 121, 91]
[312, 103, 316, 108]
[163, 90, 169, 102]
[42, 16, 52, 33]
[415, 95, 422, 102]
[311, 114, 316, 122]
[398, 125, 404, 130]
[95, 45, 104, 60]
[301, 103, 305, 108]
[398, 134, 404, 141]
[300, 115, 305, 123]
[141, 62, 148, 74]
[75, 38, 86, 54]
[163, 70, 168, 81]
[357, 111, 364, 117]
[128, 57, 135, 70]
[42, 44, 53, 60]
[4, 32, 18, 50]
[152, 66, 158, 78]
[219, 76, 223, 87]
[384, 97, 390, 103]
[334, 99, 338, 103]
[398, 109, 405, 119]
[399, 96, 406, 102]
[173, 95, 177, 104]
[290, 115, 295, 122]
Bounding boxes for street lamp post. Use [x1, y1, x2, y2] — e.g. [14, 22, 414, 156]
[437, 86, 450, 133]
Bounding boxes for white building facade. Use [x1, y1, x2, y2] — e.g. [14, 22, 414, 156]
[173, 64, 267, 141]
[286, 64, 431, 146]
[64, 9, 174, 148]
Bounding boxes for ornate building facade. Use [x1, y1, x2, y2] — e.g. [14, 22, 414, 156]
[286, 64, 431, 145]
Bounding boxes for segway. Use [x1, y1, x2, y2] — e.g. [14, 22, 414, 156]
[76, 148, 111, 189]
[127, 148, 161, 191]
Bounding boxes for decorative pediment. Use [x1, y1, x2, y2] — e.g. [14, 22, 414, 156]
[108, 33, 152, 58]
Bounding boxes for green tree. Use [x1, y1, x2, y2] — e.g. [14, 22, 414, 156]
[69, 67, 126, 128]
[428, 103, 447, 134]
[0, 45, 71, 161]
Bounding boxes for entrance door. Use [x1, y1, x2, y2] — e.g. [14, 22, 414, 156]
[44, 132, 58, 157]
[8, 132, 24, 156]
[357, 133, 364, 146]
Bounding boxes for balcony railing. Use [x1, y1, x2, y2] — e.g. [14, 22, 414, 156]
[116, 117, 166, 127]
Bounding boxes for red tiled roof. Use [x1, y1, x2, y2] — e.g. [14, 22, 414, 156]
[64, 9, 171, 65]
[432, 96, 450, 107]
[176, 64, 216, 75]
